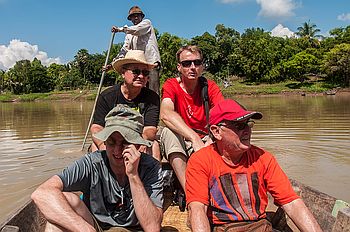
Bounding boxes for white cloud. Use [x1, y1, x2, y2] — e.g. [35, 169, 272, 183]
[271, 24, 294, 38]
[0, 39, 62, 71]
[256, 0, 297, 18]
[337, 13, 350, 21]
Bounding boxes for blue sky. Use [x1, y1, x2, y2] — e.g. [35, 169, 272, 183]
[1, 0, 349, 70]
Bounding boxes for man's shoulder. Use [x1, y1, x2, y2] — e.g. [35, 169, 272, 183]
[190, 145, 216, 163]
[163, 77, 178, 85]
[139, 154, 162, 177]
[140, 153, 161, 168]
[101, 84, 119, 96]
[85, 151, 106, 163]
[137, 88, 160, 107]
[247, 145, 275, 162]
[162, 78, 180, 92]
[140, 87, 158, 99]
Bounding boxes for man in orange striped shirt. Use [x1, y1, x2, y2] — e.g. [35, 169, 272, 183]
[186, 99, 322, 232]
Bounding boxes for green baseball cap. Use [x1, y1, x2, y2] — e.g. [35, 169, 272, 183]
[93, 105, 152, 147]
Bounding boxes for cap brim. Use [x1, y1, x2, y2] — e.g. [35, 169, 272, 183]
[234, 111, 263, 121]
[112, 58, 156, 73]
[93, 126, 152, 147]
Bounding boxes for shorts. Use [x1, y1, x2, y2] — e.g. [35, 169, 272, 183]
[93, 216, 142, 232]
[160, 127, 209, 160]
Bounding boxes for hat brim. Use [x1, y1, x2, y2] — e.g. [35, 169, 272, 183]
[127, 13, 145, 20]
[112, 58, 156, 74]
[234, 111, 263, 121]
[93, 126, 152, 147]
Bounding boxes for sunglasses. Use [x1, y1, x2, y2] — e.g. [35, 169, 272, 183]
[127, 69, 150, 76]
[218, 120, 255, 131]
[180, 59, 202, 68]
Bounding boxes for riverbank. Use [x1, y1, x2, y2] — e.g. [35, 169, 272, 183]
[1, 80, 348, 102]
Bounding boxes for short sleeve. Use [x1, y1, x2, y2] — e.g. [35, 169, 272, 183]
[262, 153, 299, 206]
[57, 154, 92, 193]
[186, 149, 211, 206]
[139, 154, 164, 208]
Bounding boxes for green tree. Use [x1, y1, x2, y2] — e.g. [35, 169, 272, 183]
[157, 32, 186, 84]
[323, 43, 350, 87]
[281, 51, 320, 81]
[235, 28, 285, 82]
[214, 24, 240, 78]
[47, 63, 69, 89]
[27, 58, 53, 93]
[296, 20, 322, 39]
[191, 32, 219, 74]
[7, 60, 31, 94]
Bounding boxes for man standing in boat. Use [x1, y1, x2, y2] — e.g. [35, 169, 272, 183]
[108, 5, 161, 95]
[186, 99, 322, 232]
[160, 45, 224, 204]
[90, 50, 160, 161]
[32, 105, 163, 232]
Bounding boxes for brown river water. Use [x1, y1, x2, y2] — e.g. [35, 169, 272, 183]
[0, 94, 349, 223]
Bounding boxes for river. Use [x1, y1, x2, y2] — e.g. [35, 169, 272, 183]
[0, 94, 349, 223]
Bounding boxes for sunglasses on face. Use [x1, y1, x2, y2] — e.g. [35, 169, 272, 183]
[127, 69, 150, 76]
[180, 59, 202, 68]
[218, 120, 255, 131]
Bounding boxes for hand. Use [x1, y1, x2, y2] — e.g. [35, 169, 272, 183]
[102, 64, 112, 72]
[138, 145, 147, 154]
[191, 137, 205, 152]
[123, 144, 141, 176]
[111, 26, 124, 33]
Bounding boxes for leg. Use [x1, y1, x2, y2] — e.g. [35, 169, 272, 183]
[45, 192, 95, 232]
[151, 140, 161, 162]
[160, 127, 189, 190]
[168, 152, 187, 190]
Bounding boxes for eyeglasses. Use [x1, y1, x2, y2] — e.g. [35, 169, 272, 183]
[217, 120, 255, 131]
[127, 69, 150, 76]
[180, 59, 202, 68]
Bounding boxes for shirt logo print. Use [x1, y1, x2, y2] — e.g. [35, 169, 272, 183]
[186, 105, 193, 118]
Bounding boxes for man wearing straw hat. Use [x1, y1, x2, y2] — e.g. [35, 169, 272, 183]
[90, 50, 160, 161]
[186, 99, 322, 232]
[32, 105, 164, 232]
[110, 5, 161, 95]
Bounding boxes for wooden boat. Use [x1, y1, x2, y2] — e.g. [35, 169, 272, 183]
[1, 178, 349, 232]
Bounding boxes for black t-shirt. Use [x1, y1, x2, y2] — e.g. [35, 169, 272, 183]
[93, 84, 160, 127]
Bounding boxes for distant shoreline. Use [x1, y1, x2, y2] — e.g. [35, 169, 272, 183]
[1, 87, 349, 103]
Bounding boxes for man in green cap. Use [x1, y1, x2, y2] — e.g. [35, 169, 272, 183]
[32, 105, 163, 232]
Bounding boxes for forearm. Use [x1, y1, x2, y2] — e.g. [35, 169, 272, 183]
[161, 110, 200, 142]
[125, 19, 151, 36]
[90, 124, 106, 150]
[142, 126, 157, 141]
[128, 175, 162, 232]
[31, 176, 95, 232]
[282, 198, 322, 232]
[188, 202, 210, 232]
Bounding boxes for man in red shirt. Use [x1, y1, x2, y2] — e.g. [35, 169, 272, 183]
[186, 99, 322, 232]
[160, 45, 224, 194]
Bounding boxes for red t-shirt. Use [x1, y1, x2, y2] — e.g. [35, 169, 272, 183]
[186, 144, 299, 225]
[161, 78, 224, 134]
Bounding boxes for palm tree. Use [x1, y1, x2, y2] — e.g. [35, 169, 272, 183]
[296, 20, 322, 39]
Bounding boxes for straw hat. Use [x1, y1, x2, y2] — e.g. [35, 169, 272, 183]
[112, 50, 156, 74]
